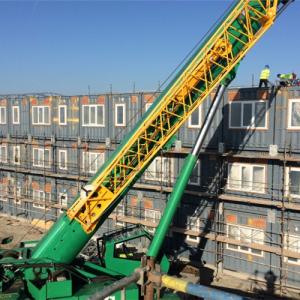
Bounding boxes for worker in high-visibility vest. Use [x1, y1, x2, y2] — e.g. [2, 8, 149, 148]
[259, 65, 270, 88]
[277, 73, 297, 87]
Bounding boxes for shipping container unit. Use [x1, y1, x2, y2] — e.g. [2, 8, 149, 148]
[0, 86, 300, 294]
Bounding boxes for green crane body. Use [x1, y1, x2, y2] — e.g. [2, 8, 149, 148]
[0, 1, 292, 299]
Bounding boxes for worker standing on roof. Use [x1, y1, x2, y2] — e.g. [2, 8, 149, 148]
[259, 65, 270, 88]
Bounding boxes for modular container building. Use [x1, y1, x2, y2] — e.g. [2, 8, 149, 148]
[0, 86, 300, 294]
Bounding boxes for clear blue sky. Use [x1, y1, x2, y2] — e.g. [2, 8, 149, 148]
[0, 1, 299, 95]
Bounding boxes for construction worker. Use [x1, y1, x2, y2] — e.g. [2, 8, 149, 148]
[259, 65, 270, 88]
[277, 73, 297, 87]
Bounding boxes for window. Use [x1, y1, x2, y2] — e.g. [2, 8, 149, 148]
[189, 160, 200, 185]
[82, 104, 104, 127]
[115, 104, 126, 126]
[82, 151, 104, 174]
[188, 107, 201, 128]
[32, 189, 51, 209]
[115, 203, 125, 227]
[32, 106, 50, 125]
[58, 149, 68, 170]
[12, 106, 20, 124]
[145, 157, 174, 183]
[284, 234, 300, 265]
[0, 145, 7, 163]
[145, 102, 152, 112]
[228, 163, 265, 193]
[58, 105, 67, 125]
[186, 216, 200, 243]
[229, 100, 267, 129]
[12, 145, 20, 165]
[0, 183, 7, 201]
[288, 99, 300, 129]
[227, 224, 264, 256]
[145, 209, 161, 233]
[0, 107, 6, 124]
[14, 185, 21, 205]
[285, 167, 300, 198]
[33, 148, 51, 168]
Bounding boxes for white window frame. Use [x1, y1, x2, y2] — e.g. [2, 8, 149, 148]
[12, 106, 20, 124]
[226, 223, 264, 257]
[32, 106, 51, 125]
[285, 166, 300, 198]
[12, 145, 20, 165]
[0, 183, 7, 201]
[32, 148, 51, 168]
[0, 106, 6, 124]
[284, 233, 300, 265]
[189, 160, 200, 186]
[58, 105, 67, 125]
[82, 104, 105, 127]
[32, 189, 51, 209]
[229, 100, 268, 129]
[287, 99, 300, 129]
[145, 102, 152, 112]
[0, 145, 7, 163]
[188, 106, 202, 128]
[186, 216, 201, 243]
[58, 149, 68, 170]
[145, 209, 161, 234]
[227, 162, 266, 193]
[14, 184, 21, 205]
[145, 157, 174, 183]
[115, 103, 126, 127]
[82, 151, 105, 174]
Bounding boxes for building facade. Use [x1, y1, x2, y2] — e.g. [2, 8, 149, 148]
[1, 86, 300, 293]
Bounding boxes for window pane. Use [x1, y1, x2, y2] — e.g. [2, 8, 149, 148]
[44, 107, 50, 124]
[97, 106, 104, 125]
[83, 106, 89, 124]
[228, 164, 240, 189]
[190, 108, 200, 126]
[13, 107, 19, 123]
[60, 151, 66, 169]
[190, 161, 200, 184]
[253, 166, 264, 192]
[242, 103, 252, 127]
[290, 170, 300, 196]
[38, 107, 43, 123]
[44, 150, 50, 167]
[240, 227, 251, 244]
[228, 225, 239, 240]
[292, 102, 300, 127]
[33, 149, 38, 165]
[33, 107, 38, 124]
[59, 106, 66, 124]
[255, 102, 266, 127]
[230, 103, 241, 127]
[90, 153, 97, 173]
[241, 166, 251, 190]
[1, 107, 6, 124]
[117, 105, 124, 125]
[90, 106, 96, 124]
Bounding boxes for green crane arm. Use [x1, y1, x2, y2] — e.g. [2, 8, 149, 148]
[31, 0, 291, 264]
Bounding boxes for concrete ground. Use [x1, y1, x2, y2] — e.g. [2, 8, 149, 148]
[0, 214, 45, 250]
